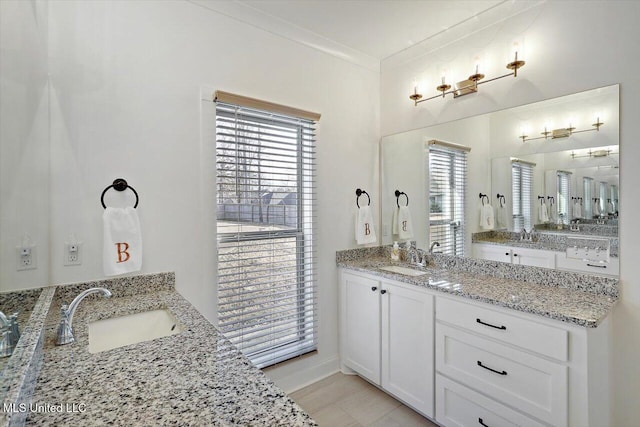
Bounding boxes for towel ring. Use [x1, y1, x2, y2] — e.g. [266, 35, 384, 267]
[101, 178, 139, 209]
[395, 190, 409, 208]
[547, 196, 555, 205]
[355, 188, 370, 208]
[479, 193, 489, 206]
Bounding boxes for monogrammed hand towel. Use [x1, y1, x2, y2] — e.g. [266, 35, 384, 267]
[103, 207, 142, 276]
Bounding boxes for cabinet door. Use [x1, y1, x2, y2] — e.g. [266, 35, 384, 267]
[381, 282, 434, 417]
[512, 247, 555, 268]
[342, 272, 381, 384]
[472, 244, 512, 263]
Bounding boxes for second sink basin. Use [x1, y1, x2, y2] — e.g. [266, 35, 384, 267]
[379, 265, 428, 276]
[88, 309, 182, 353]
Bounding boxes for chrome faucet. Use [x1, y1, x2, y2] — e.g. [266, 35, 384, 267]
[56, 287, 112, 346]
[520, 228, 533, 241]
[429, 241, 440, 254]
[570, 219, 581, 232]
[0, 310, 20, 357]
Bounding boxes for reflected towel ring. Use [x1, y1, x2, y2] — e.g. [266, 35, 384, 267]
[355, 188, 370, 208]
[101, 178, 139, 209]
[538, 195, 546, 205]
[496, 193, 506, 208]
[395, 190, 409, 208]
[547, 196, 555, 205]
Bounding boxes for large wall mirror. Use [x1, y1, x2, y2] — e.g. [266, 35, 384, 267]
[0, 1, 50, 294]
[381, 84, 619, 273]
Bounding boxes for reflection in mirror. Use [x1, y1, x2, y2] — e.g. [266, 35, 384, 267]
[0, 0, 50, 398]
[381, 84, 619, 276]
[0, 0, 50, 293]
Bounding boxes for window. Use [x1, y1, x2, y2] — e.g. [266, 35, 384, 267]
[428, 141, 469, 256]
[599, 182, 607, 214]
[215, 92, 318, 368]
[583, 177, 593, 218]
[556, 171, 571, 224]
[610, 185, 618, 213]
[512, 160, 533, 231]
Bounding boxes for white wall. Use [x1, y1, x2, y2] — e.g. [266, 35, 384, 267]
[0, 0, 50, 292]
[42, 0, 379, 390]
[381, 1, 640, 423]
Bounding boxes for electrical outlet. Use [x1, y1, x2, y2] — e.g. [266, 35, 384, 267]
[64, 242, 82, 266]
[16, 246, 37, 271]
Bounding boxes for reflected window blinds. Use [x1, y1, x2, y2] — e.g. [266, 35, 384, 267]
[512, 161, 533, 231]
[557, 171, 571, 224]
[215, 99, 317, 369]
[583, 177, 593, 218]
[428, 143, 468, 256]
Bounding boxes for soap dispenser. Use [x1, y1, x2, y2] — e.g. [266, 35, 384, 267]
[391, 242, 400, 261]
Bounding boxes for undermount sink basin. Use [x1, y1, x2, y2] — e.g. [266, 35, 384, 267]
[379, 265, 428, 277]
[88, 309, 182, 353]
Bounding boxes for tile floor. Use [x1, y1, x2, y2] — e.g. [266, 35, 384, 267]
[289, 373, 439, 427]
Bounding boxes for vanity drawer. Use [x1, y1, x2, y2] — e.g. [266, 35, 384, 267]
[555, 253, 619, 276]
[436, 374, 546, 427]
[436, 296, 568, 361]
[436, 324, 567, 427]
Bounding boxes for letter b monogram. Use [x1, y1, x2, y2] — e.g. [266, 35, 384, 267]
[364, 223, 370, 235]
[116, 242, 130, 263]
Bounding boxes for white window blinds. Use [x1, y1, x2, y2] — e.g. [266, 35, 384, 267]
[599, 182, 607, 214]
[557, 171, 571, 224]
[512, 160, 533, 231]
[583, 177, 593, 218]
[428, 141, 468, 256]
[215, 98, 317, 369]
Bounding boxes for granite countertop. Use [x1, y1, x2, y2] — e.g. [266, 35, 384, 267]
[338, 256, 616, 328]
[472, 230, 619, 258]
[24, 281, 315, 426]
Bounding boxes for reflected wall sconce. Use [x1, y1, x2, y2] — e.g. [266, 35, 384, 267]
[409, 51, 525, 106]
[520, 118, 604, 142]
[570, 147, 617, 159]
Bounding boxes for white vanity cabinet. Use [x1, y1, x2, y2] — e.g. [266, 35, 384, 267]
[339, 267, 612, 427]
[435, 296, 611, 427]
[473, 243, 556, 268]
[339, 270, 434, 418]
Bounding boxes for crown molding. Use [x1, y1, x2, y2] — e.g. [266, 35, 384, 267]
[188, 0, 380, 72]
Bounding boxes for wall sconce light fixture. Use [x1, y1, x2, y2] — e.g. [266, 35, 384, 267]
[409, 51, 525, 106]
[520, 118, 604, 142]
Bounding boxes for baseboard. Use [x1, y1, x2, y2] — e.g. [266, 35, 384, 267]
[265, 356, 340, 394]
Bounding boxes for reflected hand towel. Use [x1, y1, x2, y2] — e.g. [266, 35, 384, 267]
[397, 206, 414, 240]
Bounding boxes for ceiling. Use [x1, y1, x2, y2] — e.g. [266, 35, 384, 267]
[239, 0, 504, 60]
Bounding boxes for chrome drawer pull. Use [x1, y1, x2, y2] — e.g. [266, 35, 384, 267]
[476, 318, 506, 330]
[478, 418, 490, 427]
[477, 360, 507, 376]
[586, 263, 607, 269]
